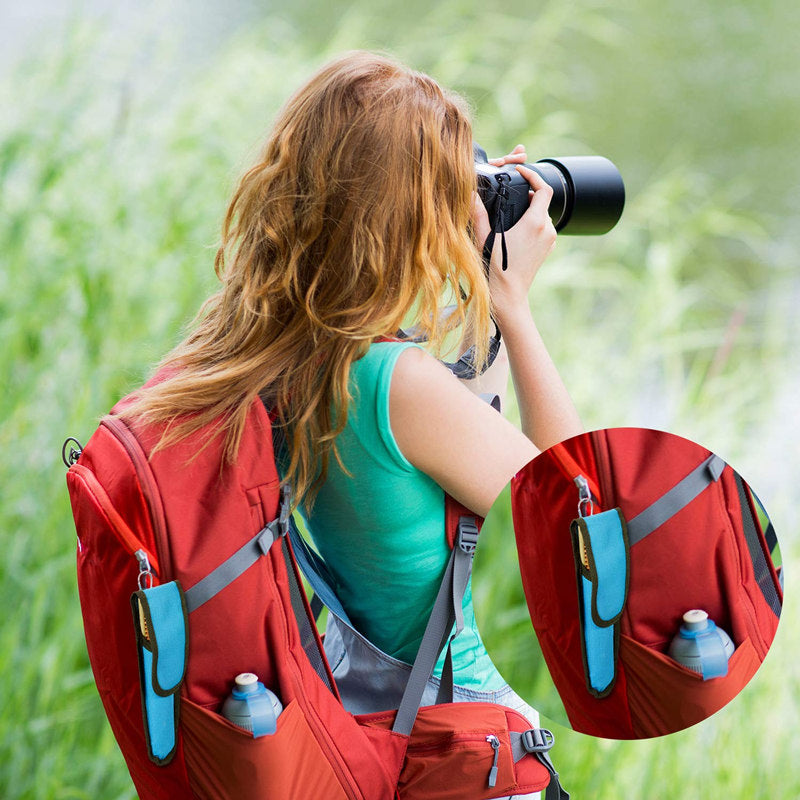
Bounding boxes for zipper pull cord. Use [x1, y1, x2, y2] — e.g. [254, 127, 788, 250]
[487, 735, 500, 788]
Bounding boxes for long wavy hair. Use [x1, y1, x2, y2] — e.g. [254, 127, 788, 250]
[119, 51, 491, 505]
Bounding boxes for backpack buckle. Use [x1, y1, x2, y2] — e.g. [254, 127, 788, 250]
[521, 728, 555, 753]
[457, 517, 479, 555]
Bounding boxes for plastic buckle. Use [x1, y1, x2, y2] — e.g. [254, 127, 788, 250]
[522, 728, 555, 753]
[457, 518, 480, 555]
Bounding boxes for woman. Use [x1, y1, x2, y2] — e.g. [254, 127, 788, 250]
[122, 51, 581, 793]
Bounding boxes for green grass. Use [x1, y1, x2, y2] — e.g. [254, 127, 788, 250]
[1, 4, 797, 798]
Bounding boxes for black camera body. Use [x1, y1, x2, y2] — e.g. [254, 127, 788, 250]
[474, 144, 625, 235]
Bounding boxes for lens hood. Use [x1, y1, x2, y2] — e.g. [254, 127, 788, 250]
[534, 156, 625, 235]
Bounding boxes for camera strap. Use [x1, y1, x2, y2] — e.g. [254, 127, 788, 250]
[482, 172, 511, 273]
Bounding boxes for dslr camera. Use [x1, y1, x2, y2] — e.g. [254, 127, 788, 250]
[474, 144, 625, 235]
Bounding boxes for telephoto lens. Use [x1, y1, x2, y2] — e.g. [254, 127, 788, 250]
[474, 144, 625, 235]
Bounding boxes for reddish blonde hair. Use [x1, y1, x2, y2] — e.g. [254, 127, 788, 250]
[120, 51, 490, 504]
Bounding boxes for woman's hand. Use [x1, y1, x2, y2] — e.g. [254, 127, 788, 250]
[471, 145, 557, 331]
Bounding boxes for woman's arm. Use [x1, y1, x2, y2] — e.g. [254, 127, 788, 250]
[391, 147, 582, 516]
[390, 346, 537, 517]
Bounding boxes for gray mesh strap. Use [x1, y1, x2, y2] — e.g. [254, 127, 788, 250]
[281, 537, 334, 693]
[510, 730, 570, 800]
[626, 454, 726, 547]
[184, 520, 283, 613]
[392, 518, 477, 736]
[733, 473, 782, 617]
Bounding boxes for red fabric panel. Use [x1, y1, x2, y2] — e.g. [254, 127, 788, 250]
[444, 494, 484, 549]
[620, 633, 761, 737]
[181, 698, 353, 799]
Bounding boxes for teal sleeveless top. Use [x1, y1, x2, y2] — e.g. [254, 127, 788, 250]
[295, 340, 505, 690]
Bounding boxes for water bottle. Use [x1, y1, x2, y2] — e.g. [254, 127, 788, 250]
[668, 609, 734, 680]
[221, 673, 283, 737]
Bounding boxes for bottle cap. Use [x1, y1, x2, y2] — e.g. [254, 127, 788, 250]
[682, 609, 709, 631]
[234, 673, 259, 692]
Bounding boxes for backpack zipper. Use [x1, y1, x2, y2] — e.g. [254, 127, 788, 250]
[102, 415, 171, 580]
[550, 443, 603, 507]
[591, 428, 615, 510]
[406, 732, 504, 789]
[69, 463, 161, 574]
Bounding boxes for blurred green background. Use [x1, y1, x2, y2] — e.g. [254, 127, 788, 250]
[1, 0, 797, 797]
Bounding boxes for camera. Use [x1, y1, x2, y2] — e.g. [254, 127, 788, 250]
[474, 144, 625, 235]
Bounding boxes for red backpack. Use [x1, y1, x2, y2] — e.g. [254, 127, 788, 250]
[64, 375, 567, 800]
[510, 427, 782, 739]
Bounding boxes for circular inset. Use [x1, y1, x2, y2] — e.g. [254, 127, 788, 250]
[475, 427, 783, 739]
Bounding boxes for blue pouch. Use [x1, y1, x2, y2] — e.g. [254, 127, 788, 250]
[131, 581, 188, 764]
[570, 508, 630, 698]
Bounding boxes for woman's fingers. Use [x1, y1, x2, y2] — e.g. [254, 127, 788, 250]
[516, 164, 555, 219]
[488, 143, 527, 166]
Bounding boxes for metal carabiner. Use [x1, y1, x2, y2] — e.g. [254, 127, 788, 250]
[574, 475, 594, 518]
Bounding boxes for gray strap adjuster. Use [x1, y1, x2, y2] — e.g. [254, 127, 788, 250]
[522, 728, 555, 754]
[457, 518, 479, 554]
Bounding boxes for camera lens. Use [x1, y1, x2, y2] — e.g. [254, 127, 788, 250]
[533, 156, 625, 235]
[474, 145, 625, 236]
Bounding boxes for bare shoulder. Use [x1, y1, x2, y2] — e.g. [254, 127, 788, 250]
[391, 345, 458, 392]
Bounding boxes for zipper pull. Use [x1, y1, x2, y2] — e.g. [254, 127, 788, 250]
[574, 475, 593, 572]
[574, 474, 594, 518]
[486, 735, 500, 788]
[135, 549, 154, 591]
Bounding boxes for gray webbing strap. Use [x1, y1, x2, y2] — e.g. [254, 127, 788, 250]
[510, 730, 570, 800]
[392, 549, 459, 734]
[433, 522, 475, 705]
[392, 518, 478, 736]
[626, 454, 726, 547]
[184, 519, 283, 613]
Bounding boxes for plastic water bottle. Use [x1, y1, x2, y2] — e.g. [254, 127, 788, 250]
[668, 610, 735, 680]
[221, 673, 283, 737]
